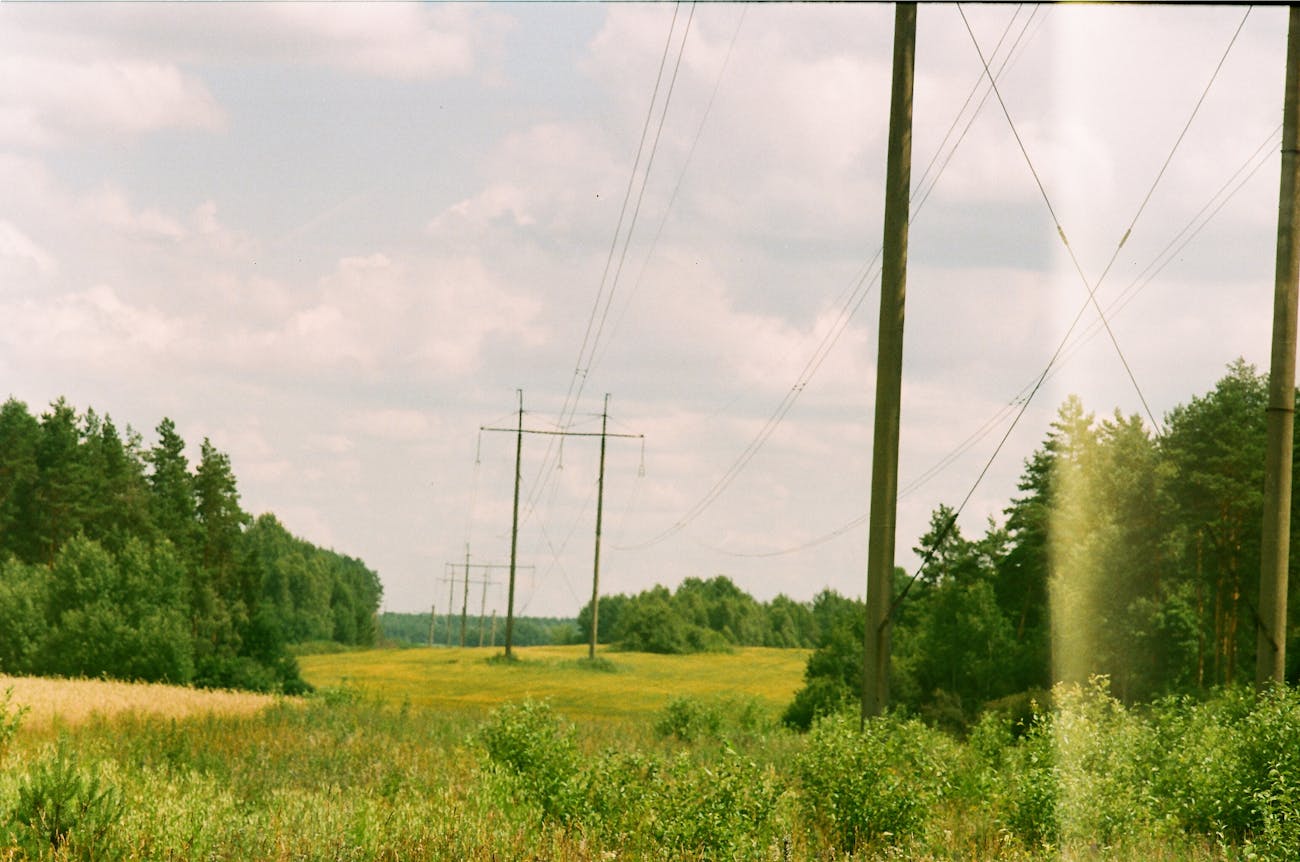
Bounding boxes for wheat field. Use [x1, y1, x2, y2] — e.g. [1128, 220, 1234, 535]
[0, 673, 285, 731]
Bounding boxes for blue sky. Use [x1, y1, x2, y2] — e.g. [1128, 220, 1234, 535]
[0, 3, 1289, 616]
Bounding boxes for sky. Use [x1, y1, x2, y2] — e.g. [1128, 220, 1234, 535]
[0, 3, 1291, 618]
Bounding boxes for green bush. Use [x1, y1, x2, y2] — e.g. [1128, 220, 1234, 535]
[1150, 685, 1300, 857]
[1050, 677, 1160, 844]
[644, 749, 784, 860]
[795, 711, 955, 852]
[656, 695, 771, 744]
[477, 700, 584, 824]
[0, 686, 27, 757]
[4, 741, 124, 860]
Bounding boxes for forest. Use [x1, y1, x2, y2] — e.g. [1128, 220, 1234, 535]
[787, 359, 1300, 729]
[0, 397, 383, 693]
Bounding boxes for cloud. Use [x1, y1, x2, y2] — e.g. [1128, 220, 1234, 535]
[79, 188, 188, 242]
[0, 53, 224, 147]
[0, 220, 57, 280]
[0, 284, 186, 368]
[350, 408, 438, 443]
[265, 4, 484, 80]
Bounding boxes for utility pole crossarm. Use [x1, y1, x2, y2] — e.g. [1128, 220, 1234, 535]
[481, 426, 643, 441]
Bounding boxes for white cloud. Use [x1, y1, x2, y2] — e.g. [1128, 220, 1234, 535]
[265, 4, 483, 80]
[79, 187, 188, 242]
[0, 220, 57, 279]
[350, 408, 438, 443]
[0, 54, 224, 147]
[1, 284, 186, 366]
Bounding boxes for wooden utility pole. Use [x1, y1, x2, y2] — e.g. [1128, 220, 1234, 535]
[863, 2, 916, 722]
[440, 560, 526, 646]
[428, 603, 436, 647]
[461, 545, 472, 647]
[506, 390, 523, 658]
[1257, 5, 1300, 690]
[480, 571, 490, 646]
[589, 394, 610, 660]
[445, 570, 456, 647]
[482, 393, 643, 661]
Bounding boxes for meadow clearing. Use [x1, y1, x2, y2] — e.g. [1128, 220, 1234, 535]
[0, 646, 1296, 861]
[295, 644, 809, 720]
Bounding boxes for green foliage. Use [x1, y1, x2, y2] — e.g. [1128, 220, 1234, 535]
[654, 694, 769, 743]
[5, 661, 1300, 860]
[579, 576, 822, 655]
[478, 698, 784, 859]
[795, 711, 956, 852]
[0, 397, 381, 694]
[0, 687, 27, 757]
[378, 610, 574, 648]
[478, 700, 585, 824]
[786, 360, 1300, 729]
[615, 748, 784, 860]
[4, 741, 124, 860]
[782, 592, 864, 730]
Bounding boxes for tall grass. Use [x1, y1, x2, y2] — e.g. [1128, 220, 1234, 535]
[1, 658, 1298, 859]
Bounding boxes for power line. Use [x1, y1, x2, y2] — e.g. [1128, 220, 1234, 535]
[700, 8, 1263, 561]
[958, 4, 1162, 433]
[617, 5, 1040, 552]
[590, 4, 746, 374]
[521, 3, 694, 543]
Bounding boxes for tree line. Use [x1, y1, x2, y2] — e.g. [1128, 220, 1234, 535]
[0, 397, 383, 693]
[576, 575, 859, 653]
[786, 360, 1300, 729]
[379, 611, 574, 648]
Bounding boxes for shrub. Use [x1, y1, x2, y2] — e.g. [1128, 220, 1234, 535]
[477, 700, 584, 824]
[646, 748, 784, 859]
[1152, 685, 1300, 857]
[4, 741, 124, 860]
[0, 686, 27, 757]
[655, 696, 724, 742]
[1050, 677, 1159, 845]
[796, 711, 955, 852]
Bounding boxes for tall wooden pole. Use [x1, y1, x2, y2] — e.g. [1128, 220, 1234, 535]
[1258, 5, 1300, 690]
[589, 394, 610, 660]
[460, 544, 471, 647]
[863, 2, 916, 722]
[446, 569, 455, 647]
[505, 390, 523, 659]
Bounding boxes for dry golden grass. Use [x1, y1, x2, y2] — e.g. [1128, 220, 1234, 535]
[0, 674, 286, 731]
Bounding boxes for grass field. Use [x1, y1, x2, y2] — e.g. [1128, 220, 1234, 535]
[297, 644, 810, 721]
[2, 652, 1296, 860]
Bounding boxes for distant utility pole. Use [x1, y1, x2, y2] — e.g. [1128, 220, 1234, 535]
[440, 570, 458, 647]
[442, 555, 528, 647]
[461, 545, 471, 646]
[863, 2, 916, 723]
[1258, 4, 1300, 690]
[481, 391, 644, 660]
[428, 603, 436, 647]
